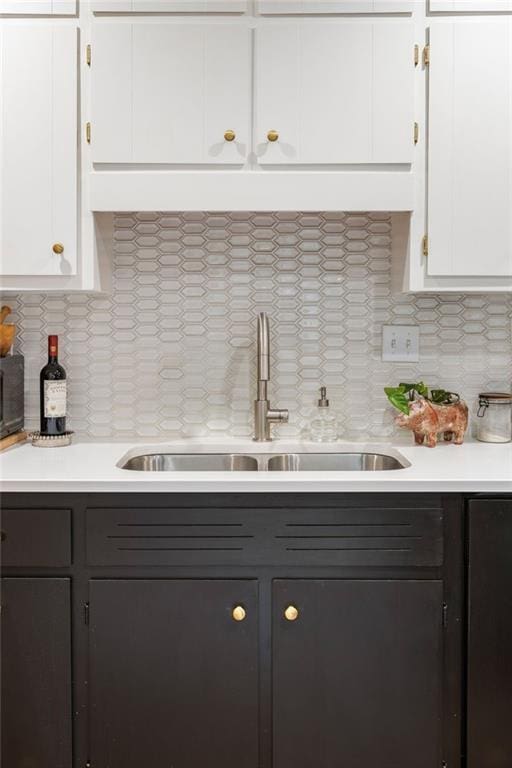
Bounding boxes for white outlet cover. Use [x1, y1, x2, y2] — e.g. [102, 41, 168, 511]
[382, 325, 420, 363]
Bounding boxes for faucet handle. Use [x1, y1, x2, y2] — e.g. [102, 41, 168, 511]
[267, 408, 289, 424]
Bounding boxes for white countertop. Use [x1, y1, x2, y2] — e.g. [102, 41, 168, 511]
[0, 436, 511, 493]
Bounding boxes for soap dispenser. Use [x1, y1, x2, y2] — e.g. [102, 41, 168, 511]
[310, 386, 338, 442]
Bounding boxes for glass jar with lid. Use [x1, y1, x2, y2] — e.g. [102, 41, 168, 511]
[476, 392, 512, 443]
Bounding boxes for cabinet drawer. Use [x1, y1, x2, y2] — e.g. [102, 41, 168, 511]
[1, 509, 71, 567]
[87, 503, 443, 568]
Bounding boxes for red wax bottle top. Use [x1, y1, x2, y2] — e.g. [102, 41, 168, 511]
[48, 335, 58, 357]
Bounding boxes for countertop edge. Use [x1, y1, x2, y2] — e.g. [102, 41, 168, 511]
[2, 480, 512, 493]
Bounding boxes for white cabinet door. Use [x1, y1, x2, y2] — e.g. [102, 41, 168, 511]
[430, 1, 512, 10]
[0, 26, 77, 276]
[428, 21, 512, 277]
[258, 1, 413, 13]
[91, 1, 246, 11]
[92, 24, 250, 164]
[0, 0, 75, 13]
[255, 22, 414, 164]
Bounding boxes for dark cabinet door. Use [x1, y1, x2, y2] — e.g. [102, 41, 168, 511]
[89, 579, 259, 768]
[1, 577, 72, 768]
[467, 499, 512, 768]
[273, 579, 443, 768]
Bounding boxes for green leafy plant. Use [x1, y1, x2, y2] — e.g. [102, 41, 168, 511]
[384, 382, 460, 416]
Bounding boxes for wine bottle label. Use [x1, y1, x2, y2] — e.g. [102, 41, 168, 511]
[44, 381, 67, 418]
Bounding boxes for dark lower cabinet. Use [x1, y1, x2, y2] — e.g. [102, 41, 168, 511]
[0, 493, 467, 768]
[1, 577, 72, 768]
[467, 499, 512, 768]
[89, 579, 259, 768]
[273, 579, 443, 768]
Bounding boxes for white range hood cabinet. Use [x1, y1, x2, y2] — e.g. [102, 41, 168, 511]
[88, 16, 416, 213]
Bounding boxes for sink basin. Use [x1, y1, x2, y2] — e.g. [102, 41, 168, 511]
[267, 452, 407, 472]
[119, 451, 408, 472]
[121, 454, 259, 472]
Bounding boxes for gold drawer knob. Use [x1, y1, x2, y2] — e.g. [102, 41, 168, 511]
[224, 129, 236, 142]
[267, 129, 279, 142]
[284, 605, 299, 622]
[232, 605, 246, 622]
[52, 243, 64, 255]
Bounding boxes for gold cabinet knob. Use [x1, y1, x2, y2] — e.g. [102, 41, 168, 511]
[267, 129, 279, 143]
[52, 243, 64, 255]
[224, 129, 236, 142]
[284, 605, 299, 622]
[232, 605, 246, 622]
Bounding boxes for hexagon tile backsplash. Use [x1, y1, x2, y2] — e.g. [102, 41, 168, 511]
[4, 212, 512, 439]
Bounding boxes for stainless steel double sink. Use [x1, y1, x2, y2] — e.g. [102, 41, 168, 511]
[120, 452, 408, 472]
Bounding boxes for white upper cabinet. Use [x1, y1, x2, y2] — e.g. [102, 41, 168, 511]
[0, 0, 75, 13]
[91, 1, 247, 11]
[255, 22, 414, 165]
[92, 23, 251, 164]
[429, 1, 512, 11]
[0, 26, 77, 276]
[427, 21, 512, 277]
[258, 1, 413, 13]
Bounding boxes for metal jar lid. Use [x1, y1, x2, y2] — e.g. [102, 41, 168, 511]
[478, 392, 512, 404]
[477, 393, 512, 417]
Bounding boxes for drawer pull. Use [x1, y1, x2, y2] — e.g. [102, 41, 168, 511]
[0, 530, 6, 542]
[284, 605, 299, 622]
[267, 129, 279, 142]
[224, 129, 236, 142]
[232, 605, 246, 622]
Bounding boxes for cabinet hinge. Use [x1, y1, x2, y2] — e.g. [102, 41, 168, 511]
[86, 44, 91, 67]
[414, 121, 419, 145]
[423, 44, 430, 67]
[422, 234, 429, 257]
[414, 44, 419, 67]
[86, 122, 91, 144]
[84, 602, 90, 626]
[442, 603, 448, 629]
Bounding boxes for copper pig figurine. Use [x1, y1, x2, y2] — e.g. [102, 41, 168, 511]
[395, 397, 468, 448]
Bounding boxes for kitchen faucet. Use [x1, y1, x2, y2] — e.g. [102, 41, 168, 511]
[253, 312, 289, 441]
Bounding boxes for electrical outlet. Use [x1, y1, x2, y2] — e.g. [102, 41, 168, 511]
[382, 325, 420, 363]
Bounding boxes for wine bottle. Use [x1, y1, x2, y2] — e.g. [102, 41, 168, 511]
[40, 335, 67, 436]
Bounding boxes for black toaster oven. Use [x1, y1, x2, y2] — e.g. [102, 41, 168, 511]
[0, 354, 24, 439]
